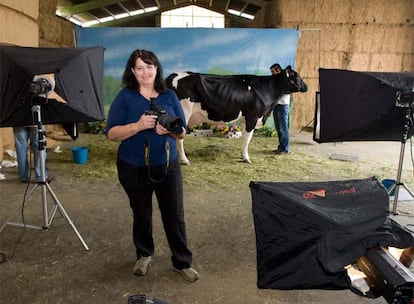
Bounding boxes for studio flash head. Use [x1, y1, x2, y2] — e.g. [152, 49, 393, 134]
[30, 77, 52, 96]
[395, 91, 414, 108]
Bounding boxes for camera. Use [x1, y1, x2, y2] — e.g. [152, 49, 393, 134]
[395, 91, 414, 108]
[145, 105, 183, 134]
[29, 77, 52, 96]
[128, 294, 146, 304]
[127, 294, 168, 304]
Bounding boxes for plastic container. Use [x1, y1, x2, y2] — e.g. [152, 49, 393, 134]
[72, 146, 88, 164]
[381, 179, 396, 196]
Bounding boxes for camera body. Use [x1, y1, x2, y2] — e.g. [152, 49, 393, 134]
[128, 294, 168, 304]
[29, 78, 52, 96]
[145, 105, 183, 134]
[128, 294, 146, 304]
[396, 91, 414, 108]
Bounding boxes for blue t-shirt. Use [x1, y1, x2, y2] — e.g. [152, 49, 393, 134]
[106, 88, 186, 166]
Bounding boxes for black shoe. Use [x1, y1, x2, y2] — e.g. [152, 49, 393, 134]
[275, 150, 289, 155]
[34, 176, 54, 184]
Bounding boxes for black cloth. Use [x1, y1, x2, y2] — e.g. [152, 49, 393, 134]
[314, 69, 414, 143]
[249, 177, 413, 290]
[0, 45, 105, 127]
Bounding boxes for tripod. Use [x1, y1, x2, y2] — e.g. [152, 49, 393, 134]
[390, 105, 414, 215]
[0, 105, 89, 250]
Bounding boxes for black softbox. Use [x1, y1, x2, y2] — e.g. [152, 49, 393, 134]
[314, 69, 414, 143]
[249, 177, 413, 290]
[0, 45, 105, 128]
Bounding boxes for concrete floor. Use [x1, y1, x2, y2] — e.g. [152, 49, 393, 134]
[290, 132, 414, 230]
[0, 131, 412, 304]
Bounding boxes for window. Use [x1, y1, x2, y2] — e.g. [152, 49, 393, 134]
[161, 5, 224, 28]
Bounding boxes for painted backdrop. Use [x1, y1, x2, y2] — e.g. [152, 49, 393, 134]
[75, 27, 299, 114]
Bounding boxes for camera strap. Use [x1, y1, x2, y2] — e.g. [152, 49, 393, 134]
[144, 138, 170, 183]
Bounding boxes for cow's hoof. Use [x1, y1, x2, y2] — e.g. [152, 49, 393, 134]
[242, 159, 251, 164]
[181, 160, 191, 166]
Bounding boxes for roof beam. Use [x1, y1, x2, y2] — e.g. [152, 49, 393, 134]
[58, 0, 123, 16]
[93, 3, 252, 27]
[242, 0, 267, 7]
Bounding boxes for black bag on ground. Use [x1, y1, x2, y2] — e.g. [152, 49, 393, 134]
[249, 176, 411, 290]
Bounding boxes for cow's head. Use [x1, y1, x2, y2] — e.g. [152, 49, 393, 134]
[284, 66, 308, 93]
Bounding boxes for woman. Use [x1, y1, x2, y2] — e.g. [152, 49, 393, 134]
[106, 49, 200, 282]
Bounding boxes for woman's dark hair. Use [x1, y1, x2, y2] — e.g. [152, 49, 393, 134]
[122, 49, 166, 92]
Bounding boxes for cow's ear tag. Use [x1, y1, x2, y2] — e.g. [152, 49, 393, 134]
[285, 65, 292, 77]
[285, 69, 290, 77]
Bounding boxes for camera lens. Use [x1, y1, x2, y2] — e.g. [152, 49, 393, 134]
[158, 114, 183, 134]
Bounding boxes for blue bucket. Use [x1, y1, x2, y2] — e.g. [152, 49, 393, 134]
[72, 146, 88, 164]
[381, 179, 396, 196]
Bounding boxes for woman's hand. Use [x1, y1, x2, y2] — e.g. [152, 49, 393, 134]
[155, 124, 186, 139]
[107, 114, 158, 141]
[155, 122, 170, 135]
[139, 114, 157, 130]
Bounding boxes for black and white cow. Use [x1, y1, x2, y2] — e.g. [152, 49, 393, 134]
[166, 66, 308, 164]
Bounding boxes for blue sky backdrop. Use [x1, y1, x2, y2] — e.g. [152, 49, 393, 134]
[75, 27, 299, 79]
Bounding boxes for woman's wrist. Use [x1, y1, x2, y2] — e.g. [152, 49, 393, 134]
[129, 122, 139, 135]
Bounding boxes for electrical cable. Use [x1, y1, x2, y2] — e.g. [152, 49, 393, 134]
[0, 106, 39, 263]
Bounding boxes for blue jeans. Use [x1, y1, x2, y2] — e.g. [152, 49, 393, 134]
[273, 104, 290, 152]
[13, 126, 47, 182]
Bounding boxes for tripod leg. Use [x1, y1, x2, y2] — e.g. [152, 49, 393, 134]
[391, 141, 406, 214]
[0, 184, 44, 231]
[391, 139, 414, 214]
[45, 183, 89, 250]
[392, 183, 401, 215]
[47, 204, 59, 227]
[401, 184, 414, 197]
[0, 205, 43, 231]
[33, 105, 88, 250]
[1, 106, 89, 251]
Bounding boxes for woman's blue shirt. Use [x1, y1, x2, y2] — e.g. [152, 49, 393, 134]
[105, 88, 186, 166]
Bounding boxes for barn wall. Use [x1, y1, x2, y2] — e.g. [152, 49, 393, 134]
[1, 0, 413, 134]
[0, 0, 39, 159]
[28, 1, 414, 131]
[38, 0, 75, 47]
[0, 0, 39, 47]
[0, 0, 74, 159]
[252, 0, 414, 130]
[0, 0, 74, 47]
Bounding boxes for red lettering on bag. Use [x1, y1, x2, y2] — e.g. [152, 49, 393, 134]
[337, 187, 356, 195]
[303, 192, 316, 199]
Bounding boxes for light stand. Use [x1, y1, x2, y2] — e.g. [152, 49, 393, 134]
[0, 105, 89, 250]
[390, 105, 414, 215]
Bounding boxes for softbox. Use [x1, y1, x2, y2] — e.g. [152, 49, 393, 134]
[0, 45, 105, 128]
[314, 69, 414, 143]
[249, 177, 413, 290]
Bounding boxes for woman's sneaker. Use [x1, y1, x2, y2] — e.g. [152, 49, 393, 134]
[133, 256, 152, 275]
[173, 267, 200, 282]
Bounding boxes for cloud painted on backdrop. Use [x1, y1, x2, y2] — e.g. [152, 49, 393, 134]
[76, 27, 299, 78]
